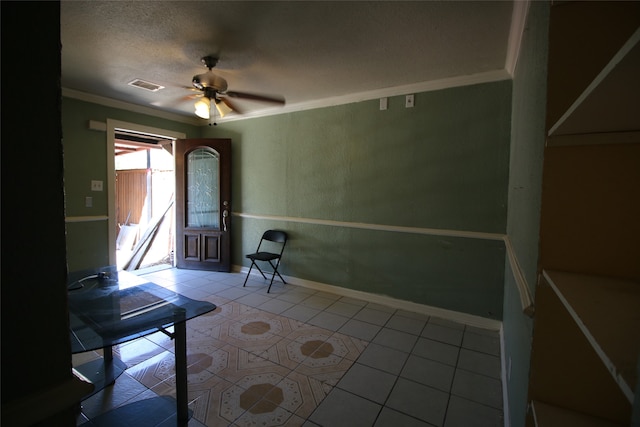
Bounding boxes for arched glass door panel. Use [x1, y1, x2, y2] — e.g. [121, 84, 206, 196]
[186, 148, 219, 228]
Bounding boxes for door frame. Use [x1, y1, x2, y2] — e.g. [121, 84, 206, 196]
[106, 119, 185, 267]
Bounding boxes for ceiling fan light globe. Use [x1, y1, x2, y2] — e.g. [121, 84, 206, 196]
[215, 99, 233, 118]
[194, 97, 210, 119]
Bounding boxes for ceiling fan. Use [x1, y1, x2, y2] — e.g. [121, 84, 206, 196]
[189, 55, 285, 122]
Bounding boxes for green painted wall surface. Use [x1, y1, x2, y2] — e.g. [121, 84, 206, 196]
[65, 221, 111, 271]
[502, 2, 549, 426]
[62, 97, 200, 271]
[61, 78, 512, 318]
[210, 81, 512, 319]
[217, 83, 511, 232]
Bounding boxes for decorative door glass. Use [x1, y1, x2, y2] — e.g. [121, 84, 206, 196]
[186, 148, 219, 228]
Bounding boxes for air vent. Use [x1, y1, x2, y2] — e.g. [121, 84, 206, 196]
[127, 79, 165, 92]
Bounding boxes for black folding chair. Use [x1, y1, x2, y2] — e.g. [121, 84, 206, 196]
[242, 230, 288, 293]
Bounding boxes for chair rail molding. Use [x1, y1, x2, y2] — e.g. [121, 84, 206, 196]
[503, 235, 535, 317]
[65, 215, 109, 223]
[234, 212, 505, 241]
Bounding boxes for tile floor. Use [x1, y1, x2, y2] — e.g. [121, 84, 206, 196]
[75, 267, 504, 427]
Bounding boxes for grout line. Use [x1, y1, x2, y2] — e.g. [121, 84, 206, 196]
[125, 269, 503, 426]
[441, 325, 467, 426]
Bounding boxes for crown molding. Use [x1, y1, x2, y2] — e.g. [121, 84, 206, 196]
[63, 68, 511, 126]
[62, 87, 201, 126]
[219, 69, 511, 123]
[505, 0, 531, 77]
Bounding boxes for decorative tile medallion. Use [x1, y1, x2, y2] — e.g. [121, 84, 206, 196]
[115, 302, 367, 426]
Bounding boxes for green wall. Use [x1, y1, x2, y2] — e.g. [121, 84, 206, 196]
[503, 2, 549, 426]
[62, 97, 200, 271]
[62, 79, 513, 320]
[208, 81, 512, 319]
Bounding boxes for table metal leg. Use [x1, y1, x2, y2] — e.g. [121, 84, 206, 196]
[103, 345, 115, 386]
[174, 309, 188, 426]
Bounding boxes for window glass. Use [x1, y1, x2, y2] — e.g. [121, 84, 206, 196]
[186, 148, 219, 228]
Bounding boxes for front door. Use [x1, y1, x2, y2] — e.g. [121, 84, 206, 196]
[175, 139, 231, 271]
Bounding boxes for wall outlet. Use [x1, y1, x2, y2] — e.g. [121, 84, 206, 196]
[405, 94, 415, 108]
[91, 180, 103, 191]
[85, 196, 93, 208]
[379, 97, 388, 110]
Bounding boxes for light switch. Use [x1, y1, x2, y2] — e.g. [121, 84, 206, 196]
[379, 97, 388, 111]
[91, 180, 103, 191]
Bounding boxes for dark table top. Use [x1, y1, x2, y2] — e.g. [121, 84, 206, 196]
[68, 268, 216, 353]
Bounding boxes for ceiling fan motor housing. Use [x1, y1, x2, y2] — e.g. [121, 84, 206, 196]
[192, 72, 228, 92]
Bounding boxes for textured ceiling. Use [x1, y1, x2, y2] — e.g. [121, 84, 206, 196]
[61, 1, 515, 122]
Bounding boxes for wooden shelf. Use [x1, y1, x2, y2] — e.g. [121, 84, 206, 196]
[531, 4, 640, 426]
[531, 401, 624, 427]
[546, 2, 640, 140]
[549, 29, 640, 138]
[542, 270, 640, 402]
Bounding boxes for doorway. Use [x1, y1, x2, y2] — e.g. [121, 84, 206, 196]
[106, 120, 186, 270]
[174, 138, 232, 272]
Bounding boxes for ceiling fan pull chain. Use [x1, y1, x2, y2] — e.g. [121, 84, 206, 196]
[210, 104, 218, 127]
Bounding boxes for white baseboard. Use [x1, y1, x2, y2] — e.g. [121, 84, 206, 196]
[234, 265, 502, 331]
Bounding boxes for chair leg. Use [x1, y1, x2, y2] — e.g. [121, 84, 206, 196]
[269, 260, 286, 284]
[243, 262, 255, 287]
[274, 269, 286, 284]
[267, 270, 277, 293]
[255, 264, 269, 280]
[266, 260, 286, 293]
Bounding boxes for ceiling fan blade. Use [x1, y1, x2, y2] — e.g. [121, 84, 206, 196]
[180, 93, 201, 102]
[154, 93, 200, 108]
[225, 91, 285, 105]
[220, 97, 242, 115]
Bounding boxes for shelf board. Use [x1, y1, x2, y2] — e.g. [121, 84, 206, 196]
[547, 130, 640, 147]
[545, 2, 640, 132]
[549, 28, 640, 137]
[543, 270, 640, 402]
[531, 400, 624, 427]
[74, 357, 128, 400]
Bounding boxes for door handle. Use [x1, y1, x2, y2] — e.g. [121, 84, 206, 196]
[222, 209, 228, 232]
[222, 201, 229, 232]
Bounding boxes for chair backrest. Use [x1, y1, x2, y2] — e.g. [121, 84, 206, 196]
[262, 230, 287, 243]
[257, 230, 287, 254]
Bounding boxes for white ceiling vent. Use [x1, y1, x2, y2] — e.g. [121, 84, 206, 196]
[127, 79, 165, 92]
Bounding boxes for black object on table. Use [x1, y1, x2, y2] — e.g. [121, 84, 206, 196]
[68, 267, 216, 426]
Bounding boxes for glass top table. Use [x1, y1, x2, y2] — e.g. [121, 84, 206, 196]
[68, 268, 215, 353]
[68, 267, 216, 426]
